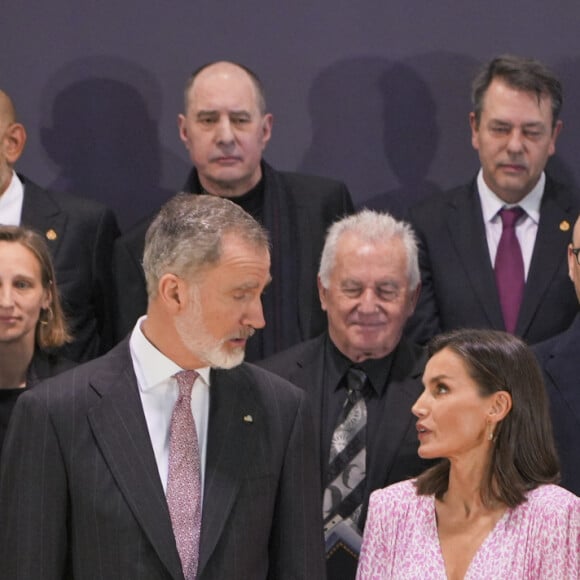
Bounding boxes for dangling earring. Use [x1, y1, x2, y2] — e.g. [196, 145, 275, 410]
[488, 422, 495, 442]
[39, 306, 54, 326]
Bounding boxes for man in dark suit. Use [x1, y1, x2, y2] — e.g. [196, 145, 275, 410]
[0, 89, 120, 361]
[113, 61, 354, 361]
[406, 55, 579, 345]
[0, 194, 324, 579]
[259, 210, 431, 579]
[533, 213, 580, 496]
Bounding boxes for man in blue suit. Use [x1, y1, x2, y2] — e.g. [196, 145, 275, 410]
[533, 213, 580, 496]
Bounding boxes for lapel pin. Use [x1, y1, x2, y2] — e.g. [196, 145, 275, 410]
[560, 220, 570, 232]
[46, 229, 58, 241]
[243, 414, 254, 423]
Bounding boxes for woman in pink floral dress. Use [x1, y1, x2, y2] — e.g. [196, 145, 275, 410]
[357, 329, 580, 579]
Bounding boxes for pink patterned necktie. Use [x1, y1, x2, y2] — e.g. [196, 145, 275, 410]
[167, 370, 202, 580]
[494, 207, 525, 334]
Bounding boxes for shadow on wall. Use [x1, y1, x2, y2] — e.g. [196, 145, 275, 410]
[300, 56, 395, 205]
[301, 53, 486, 217]
[363, 60, 441, 218]
[39, 56, 189, 231]
[548, 56, 580, 191]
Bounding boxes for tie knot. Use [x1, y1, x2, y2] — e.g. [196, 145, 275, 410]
[499, 206, 524, 228]
[346, 367, 368, 402]
[173, 370, 199, 400]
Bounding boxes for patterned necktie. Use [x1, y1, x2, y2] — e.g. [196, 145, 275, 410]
[167, 370, 202, 580]
[323, 366, 368, 538]
[494, 207, 525, 334]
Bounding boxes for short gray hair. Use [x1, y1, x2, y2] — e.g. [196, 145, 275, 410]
[318, 209, 420, 290]
[143, 193, 269, 297]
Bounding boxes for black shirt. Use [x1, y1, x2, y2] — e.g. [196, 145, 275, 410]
[320, 337, 395, 480]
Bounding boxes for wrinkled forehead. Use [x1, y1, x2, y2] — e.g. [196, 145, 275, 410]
[481, 79, 554, 118]
[187, 65, 260, 112]
[333, 234, 408, 279]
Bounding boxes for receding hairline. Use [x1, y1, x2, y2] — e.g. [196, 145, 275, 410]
[183, 61, 267, 115]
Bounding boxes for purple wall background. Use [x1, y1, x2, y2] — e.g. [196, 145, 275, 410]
[3, 1, 580, 230]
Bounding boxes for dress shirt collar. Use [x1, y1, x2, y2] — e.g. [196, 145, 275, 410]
[129, 316, 211, 391]
[325, 335, 394, 397]
[0, 171, 24, 226]
[477, 168, 544, 225]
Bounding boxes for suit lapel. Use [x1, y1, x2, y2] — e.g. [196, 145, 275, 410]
[517, 182, 575, 336]
[197, 366, 259, 576]
[446, 186, 504, 328]
[285, 337, 327, 474]
[19, 176, 67, 258]
[86, 342, 183, 580]
[367, 342, 425, 488]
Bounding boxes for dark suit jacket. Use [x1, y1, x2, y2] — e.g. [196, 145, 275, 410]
[20, 175, 120, 361]
[0, 340, 324, 580]
[406, 177, 579, 345]
[0, 350, 75, 458]
[112, 162, 354, 359]
[258, 333, 430, 531]
[533, 314, 580, 496]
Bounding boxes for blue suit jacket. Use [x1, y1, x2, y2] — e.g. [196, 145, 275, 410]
[533, 314, 580, 496]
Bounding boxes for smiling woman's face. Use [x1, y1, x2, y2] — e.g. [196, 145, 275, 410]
[0, 241, 50, 348]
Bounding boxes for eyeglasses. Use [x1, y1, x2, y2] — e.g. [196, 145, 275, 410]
[570, 247, 580, 266]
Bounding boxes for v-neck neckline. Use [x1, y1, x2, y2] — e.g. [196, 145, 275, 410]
[428, 495, 512, 579]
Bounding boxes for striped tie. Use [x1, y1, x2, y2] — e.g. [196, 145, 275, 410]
[323, 367, 368, 538]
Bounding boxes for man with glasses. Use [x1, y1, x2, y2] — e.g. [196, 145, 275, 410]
[534, 213, 580, 497]
[406, 55, 579, 345]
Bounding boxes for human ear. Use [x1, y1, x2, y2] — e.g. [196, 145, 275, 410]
[469, 112, 480, 151]
[548, 119, 563, 155]
[317, 275, 328, 311]
[3, 123, 26, 164]
[158, 273, 185, 313]
[177, 114, 189, 148]
[488, 390, 512, 424]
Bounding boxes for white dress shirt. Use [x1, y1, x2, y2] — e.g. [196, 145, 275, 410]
[0, 171, 24, 225]
[129, 316, 210, 499]
[477, 169, 544, 280]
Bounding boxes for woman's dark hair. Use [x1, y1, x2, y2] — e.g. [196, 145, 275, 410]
[415, 328, 559, 507]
